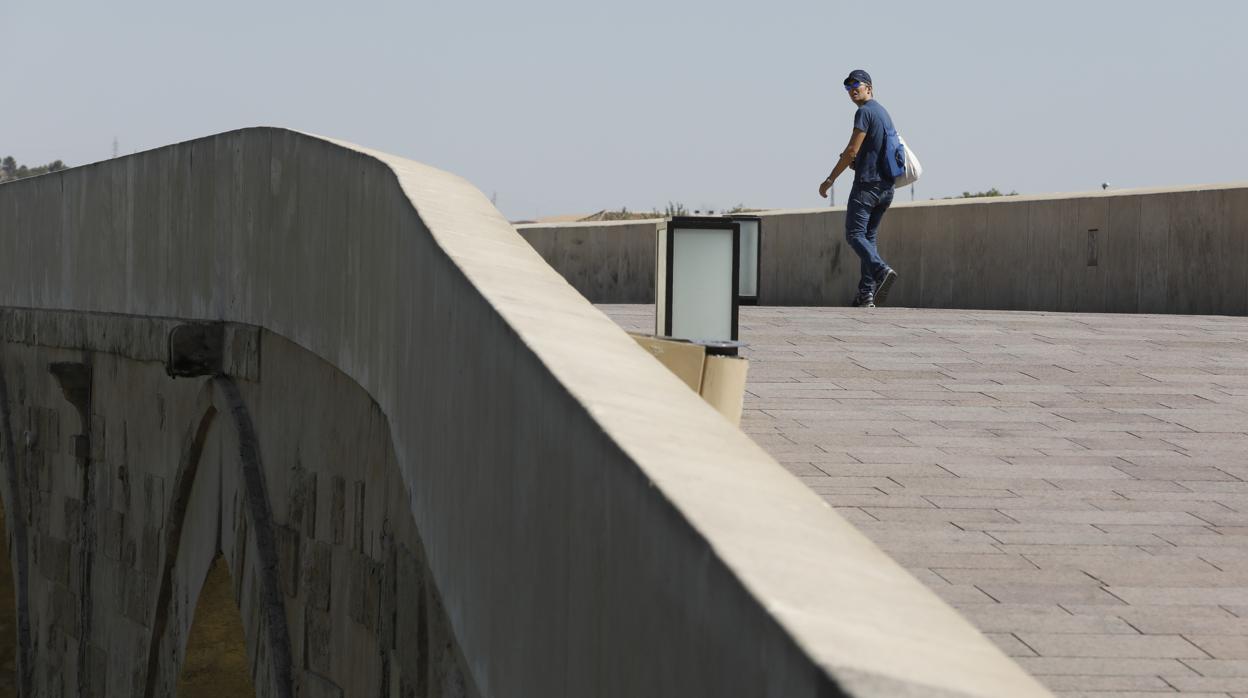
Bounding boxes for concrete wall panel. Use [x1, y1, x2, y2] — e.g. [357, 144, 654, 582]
[1233, 187, 1248, 315]
[1068, 197, 1109, 312]
[523, 183, 1248, 315]
[1136, 192, 1171, 313]
[1103, 194, 1142, 313]
[1210, 189, 1246, 315]
[515, 220, 658, 303]
[920, 206, 956, 308]
[877, 207, 921, 307]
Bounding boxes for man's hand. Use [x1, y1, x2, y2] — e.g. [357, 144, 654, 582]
[818, 129, 866, 200]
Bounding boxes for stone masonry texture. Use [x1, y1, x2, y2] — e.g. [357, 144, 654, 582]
[0, 310, 477, 698]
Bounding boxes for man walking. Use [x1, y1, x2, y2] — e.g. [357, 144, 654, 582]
[818, 69, 898, 308]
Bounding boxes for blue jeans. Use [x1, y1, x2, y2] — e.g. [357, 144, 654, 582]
[845, 180, 894, 298]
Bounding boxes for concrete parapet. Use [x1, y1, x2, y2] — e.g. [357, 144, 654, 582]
[519, 183, 1248, 313]
[515, 218, 661, 303]
[0, 128, 1052, 696]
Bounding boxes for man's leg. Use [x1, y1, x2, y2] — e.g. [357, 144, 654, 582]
[845, 184, 888, 301]
[865, 185, 898, 304]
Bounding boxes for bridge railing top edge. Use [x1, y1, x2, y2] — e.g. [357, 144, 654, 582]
[313, 130, 1051, 697]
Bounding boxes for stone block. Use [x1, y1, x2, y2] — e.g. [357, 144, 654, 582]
[100, 509, 124, 561]
[72, 434, 89, 461]
[144, 473, 165, 525]
[121, 534, 137, 568]
[40, 655, 68, 696]
[288, 468, 317, 537]
[139, 525, 161, 576]
[83, 643, 108, 698]
[352, 481, 365, 552]
[123, 569, 150, 626]
[275, 525, 301, 598]
[113, 464, 131, 511]
[302, 540, 332, 611]
[34, 450, 51, 493]
[300, 670, 344, 698]
[304, 606, 332, 675]
[379, 546, 397, 649]
[63, 496, 83, 543]
[50, 583, 79, 638]
[394, 543, 427, 694]
[349, 553, 380, 631]
[330, 476, 345, 545]
[38, 534, 71, 585]
[90, 414, 106, 461]
[69, 544, 83, 590]
[44, 406, 60, 453]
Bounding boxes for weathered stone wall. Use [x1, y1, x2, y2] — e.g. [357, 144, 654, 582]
[0, 309, 475, 697]
[0, 128, 1054, 697]
[516, 183, 1248, 313]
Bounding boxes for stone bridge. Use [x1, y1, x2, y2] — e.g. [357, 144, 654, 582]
[0, 128, 1050, 697]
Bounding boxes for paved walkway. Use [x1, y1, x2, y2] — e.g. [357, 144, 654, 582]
[601, 304, 1248, 698]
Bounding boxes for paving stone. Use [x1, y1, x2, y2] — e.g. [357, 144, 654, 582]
[1170, 677, 1248, 692]
[1183, 659, 1248, 677]
[1001, 510, 1212, 526]
[818, 494, 932, 508]
[861, 507, 1017, 524]
[988, 530, 1169, 546]
[1188, 637, 1248, 660]
[887, 552, 1038, 570]
[979, 584, 1127, 606]
[1109, 588, 1248, 607]
[954, 606, 1138, 635]
[935, 568, 1100, 586]
[941, 463, 1132, 480]
[1018, 632, 1207, 658]
[1039, 674, 1176, 691]
[923, 495, 1101, 511]
[1054, 692, 1233, 698]
[1016, 656, 1198, 677]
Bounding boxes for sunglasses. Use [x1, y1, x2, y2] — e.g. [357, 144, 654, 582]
[844, 81, 866, 91]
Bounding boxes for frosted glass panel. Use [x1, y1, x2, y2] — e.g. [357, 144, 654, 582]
[736, 219, 759, 297]
[671, 227, 734, 341]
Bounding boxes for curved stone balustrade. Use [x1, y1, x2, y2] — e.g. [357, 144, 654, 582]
[0, 128, 1052, 696]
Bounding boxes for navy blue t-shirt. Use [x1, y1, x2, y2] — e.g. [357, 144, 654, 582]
[852, 99, 896, 185]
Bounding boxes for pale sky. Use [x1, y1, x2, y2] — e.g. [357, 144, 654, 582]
[3, 1, 1246, 220]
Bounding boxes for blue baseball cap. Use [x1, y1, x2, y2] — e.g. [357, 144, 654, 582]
[843, 69, 872, 86]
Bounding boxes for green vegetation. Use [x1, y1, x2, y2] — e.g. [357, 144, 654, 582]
[575, 201, 765, 222]
[948, 187, 1017, 199]
[0, 155, 68, 183]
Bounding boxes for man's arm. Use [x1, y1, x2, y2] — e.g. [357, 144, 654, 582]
[818, 128, 867, 198]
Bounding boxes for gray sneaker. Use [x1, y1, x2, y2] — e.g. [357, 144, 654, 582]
[850, 292, 875, 308]
[873, 268, 898, 306]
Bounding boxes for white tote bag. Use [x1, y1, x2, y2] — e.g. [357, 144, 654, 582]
[893, 136, 922, 188]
